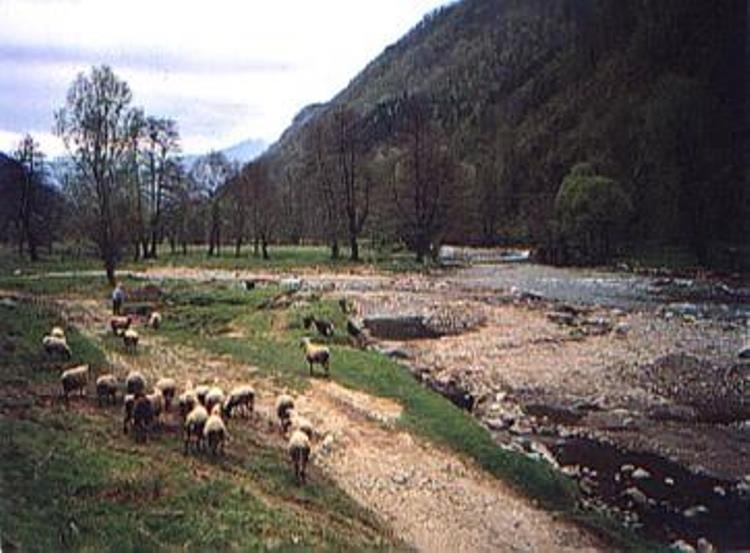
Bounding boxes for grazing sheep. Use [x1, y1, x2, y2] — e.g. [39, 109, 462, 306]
[123, 394, 135, 434]
[203, 405, 228, 455]
[303, 315, 335, 337]
[126, 371, 146, 396]
[195, 385, 210, 406]
[288, 429, 311, 485]
[42, 335, 72, 360]
[155, 377, 177, 410]
[300, 337, 330, 377]
[276, 394, 295, 433]
[177, 389, 198, 418]
[96, 374, 118, 406]
[60, 364, 89, 399]
[110, 315, 132, 336]
[221, 385, 255, 419]
[184, 404, 209, 454]
[133, 394, 154, 443]
[146, 389, 165, 426]
[123, 328, 139, 352]
[50, 326, 66, 340]
[148, 311, 162, 330]
[291, 414, 314, 439]
[204, 386, 225, 414]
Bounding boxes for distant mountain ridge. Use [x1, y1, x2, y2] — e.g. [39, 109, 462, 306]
[183, 137, 268, 169]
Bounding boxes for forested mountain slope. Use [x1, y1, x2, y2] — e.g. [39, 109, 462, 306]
[266, 0, 747, 268]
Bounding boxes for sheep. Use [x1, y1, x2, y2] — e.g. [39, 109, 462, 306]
[291, 413, 314, 439]
[303, 315, 335, 337]
[123, 328, 139, 352]
[148, 311, 162, 330]
[110, 315, 132, 336]
[50, 326, 66, 340]
[146, 388, 165, 426]
[204, 386, 225, 414]
[60, 364, 89, 399]
[155, 377, 177, 410]
[126, 371, 146, 396]
[221, 385, 255, 419]
[300, 337, 330, 377]
[42, 335, 72, 360]
[96, 373, 118, 406]
[133, 394, 154, 443]
[276, 394, 295, 433]
[195, 385, 210, 406]
[203, 405, 228, 455]
[288, 429, 311, 485]
[123, 394, 135, 434]
[184, 404, 209, 454]
[177, 389, 198, 419]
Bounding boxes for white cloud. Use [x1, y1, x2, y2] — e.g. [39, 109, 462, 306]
[0, 0, 453, 156]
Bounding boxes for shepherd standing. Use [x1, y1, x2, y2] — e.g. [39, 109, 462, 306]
[112, 282, 125, 315]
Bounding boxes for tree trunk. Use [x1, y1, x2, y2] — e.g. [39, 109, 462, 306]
[105, 257, 116, 287]
[261, 236, 269, 260]
[149, 230, 158, 259]
[253, 236, 260, 257]
[349, 233, 359, 262]
[235, 237, 242, 257]
[330, 238, 339, 260]
[182, 241, 187, 255]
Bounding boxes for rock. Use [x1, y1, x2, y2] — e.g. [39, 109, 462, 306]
[382, 347, 411, 360]
[485, 418, 511, 431]
[621, 486, 648, 507]
[664, 477, 675, 486]
[631, 467, 651, 480]
[0, 297, 17, 309]
[670, 540, 696, 553]
[522, 403, 584, 424]
[581, 317, 613, 335]
[619, 464, 636, 474]
[391, 472, 410, 485]
[696, 538, 716, 553]
[647, 404, 698, 422]
[667, 302, 700, 318]
[738, 345, 750, 360]
[613, 322, 630, 336]
[712, 485, 726, 497]
[279, 277, 303, 291]
[12, 268, 22, 276]
[683, 505, 709, 519]
[363, 315, 440, 339]
[547, 311, 576, 325]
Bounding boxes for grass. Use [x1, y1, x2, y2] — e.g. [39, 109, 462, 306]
[158, 283, 665, 550]
[0, 299, 402, 553]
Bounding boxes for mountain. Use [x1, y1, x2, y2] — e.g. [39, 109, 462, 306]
[264, 0, 748, 268]
[183, 137, 268, 170]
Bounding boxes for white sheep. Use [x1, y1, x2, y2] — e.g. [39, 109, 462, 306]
[110, 315, 132, 336]
[177, 389, 198, 418]
[221, 385, 255, 419]
[184, 404, 209, 454]
[288, 429, 311, 485]
[146, 388, 165, 426]
[148, 311, 162, 330]
[291, 413, 314, 439]
[123, 328, 139, 352]
[50, 326, 66, 340]
[276, 394, 295, 433]
[203, 404, 229, 455]
[300, 337, 330, 377]
[96, 373, 118, 406]
[126, 371, 146, 396]
[60, 364, 89, 399]
[204, 386, 225, 414]
[42, 335, 71, 360]
[195, 384, 210, 406]
[155, 377, 177, 410]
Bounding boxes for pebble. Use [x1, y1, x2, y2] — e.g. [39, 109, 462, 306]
[670, 540, 696, 553]
[683, 505, 709, 519]
[631, 467, 651, 480]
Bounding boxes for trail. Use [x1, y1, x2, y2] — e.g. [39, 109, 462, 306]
[60, 294, 608, 553]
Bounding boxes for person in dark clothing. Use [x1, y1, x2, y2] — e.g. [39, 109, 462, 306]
[112, 283, 125, 315]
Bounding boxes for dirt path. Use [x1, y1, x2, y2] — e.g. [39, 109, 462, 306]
[60, 295, 607, 553]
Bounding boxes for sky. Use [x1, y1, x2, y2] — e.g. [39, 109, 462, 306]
[0, 0, 452, 157]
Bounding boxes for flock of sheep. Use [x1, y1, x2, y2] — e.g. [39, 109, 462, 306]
[43, 306, 337, 486]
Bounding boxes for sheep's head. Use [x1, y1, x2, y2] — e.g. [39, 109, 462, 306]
[299, 337, 311, 349]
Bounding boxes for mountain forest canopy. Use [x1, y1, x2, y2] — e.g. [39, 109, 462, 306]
[0, 0, 747, 275]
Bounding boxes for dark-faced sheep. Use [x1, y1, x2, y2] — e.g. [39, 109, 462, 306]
[276, 394, 295, 433]
[288, 429, 311, 485]
[204, 386, 225, 414]
[195, 385, 210, 406]
[110, 316, 132, 336]
[96, 374, 118, 406]
[123, 329, 139, 353]
[50, 326, 66, 340]
[155, 377, 176, 411]
[43, 335, 72, 360]
[221, 385, 255, 419]
[300, 338, 330, 377]
[178, 389, 198, 419]
[60, 364, 89, 400]
[126, 371, 146, 396]
[148, 311, 162, 330]
[133, 394, 154, 443]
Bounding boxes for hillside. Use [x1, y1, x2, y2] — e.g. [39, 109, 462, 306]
[265, 0, 748, 269]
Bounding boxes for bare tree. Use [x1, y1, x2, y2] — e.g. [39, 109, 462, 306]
[55, 65, 140, 284]
[190, 152, 234, 256]
[240, 159, 278, 260]
[13, 135, 46, 260]
[305, 117, 341, 259]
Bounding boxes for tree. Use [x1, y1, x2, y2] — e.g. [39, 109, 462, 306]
[13, 135, 46, 260]
[305, 116, 341, 259]
[54, 65, 140, 284]
[143, 117, 180, 258]
[333, 107, 370, 261]
[391, 94, 457, 262]
[190, 152, 234, 256]
[554, 162, 632, 264]
[241, 159, 279, 260]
